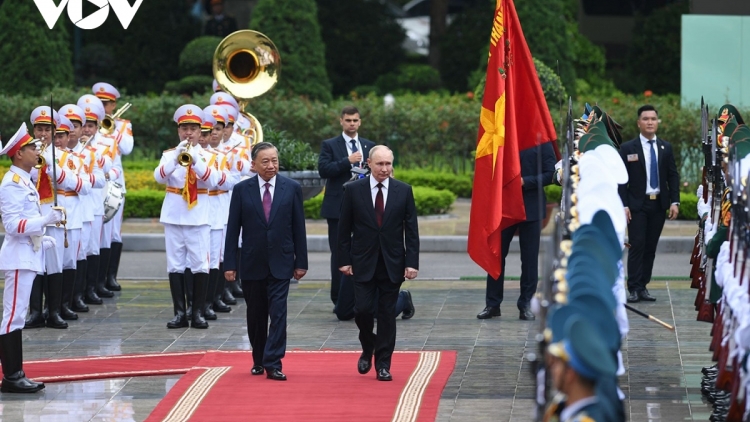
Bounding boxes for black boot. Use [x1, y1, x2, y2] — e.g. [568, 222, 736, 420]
[84, 255, 103, 305]
[167, 273, 189, 329]
[213, 266, 231, 313]
[60, 269, 78, 320]
[24, 275, 45, 329]
[106, 241, 123, 291]
[45, 273, 68, 329]
[185, 269, 194, 319]
[191, 272, 209, 329]
[0, 330, 44, 393]
[96, 248, 114, 298]
[204, 269, 218, 321]
[72, 260, 89, 312]
[229, 279, 244, 298]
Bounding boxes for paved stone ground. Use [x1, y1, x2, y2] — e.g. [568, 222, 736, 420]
[0, 274, 717, 421]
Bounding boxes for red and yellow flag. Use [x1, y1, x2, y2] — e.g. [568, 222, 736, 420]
[182, 168, 199, 210]
[36, 165, 54, 204]
[468, 0, 558, 279]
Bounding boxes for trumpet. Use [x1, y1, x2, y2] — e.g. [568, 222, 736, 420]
[178, 144, 193, 167]
[34, 142, 49, 169]
[100, 102, 132, 135]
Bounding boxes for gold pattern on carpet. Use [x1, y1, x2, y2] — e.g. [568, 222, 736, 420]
[162, 366, 231, 422]
[392, 351, 442, 422]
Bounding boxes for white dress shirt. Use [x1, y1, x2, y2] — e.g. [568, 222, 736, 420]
[343, 132, 363, 166]
[370, 176, 389, 208]
[258, 175, 276, 201]
[639, 134, 659, 195]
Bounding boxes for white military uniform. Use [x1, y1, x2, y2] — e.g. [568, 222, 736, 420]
[206, 147, 239, 269]
[56, 143, 92, 270]
[154, 108, 221, 274]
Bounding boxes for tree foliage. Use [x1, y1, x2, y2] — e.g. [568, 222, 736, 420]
[316, 0, 406, 97]
[0, 1, 74, 95]
[179, 36, 222, 78]
[80, 0, 200, 94]
[627, 1, 688, 94]
[251, 0, 332, 102]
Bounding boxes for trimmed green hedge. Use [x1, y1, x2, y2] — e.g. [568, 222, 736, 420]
[679, 192, 698, 221]
[303, 186, 456, 220]
[123, 190, 166, 219]
[396, 169, 472, 198]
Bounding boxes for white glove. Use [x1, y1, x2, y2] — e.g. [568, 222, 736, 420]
[705, 218, 717, 245]
[41, 147, 54, 169]
[190, 146, 202, 164]
[44, 208, 64, 225]
[177, 140, 189, 149]
[696, 185, 711, 218]
[42, 235, 56, 251]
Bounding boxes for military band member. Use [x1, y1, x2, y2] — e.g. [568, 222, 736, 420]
[154, 105, 221, 329]
[26, 107, 87, 330]
[0, 123, 64, 393]
[93, 82, 133, 293]
[76, 96, 118, 303]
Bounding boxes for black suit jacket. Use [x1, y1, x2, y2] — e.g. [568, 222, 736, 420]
[617, 137, 680, 212]
[520, 142, 557, 221]
[337, 177, 419, 283]
[224, 174, 308, 280]
[318, 135, 376, 219]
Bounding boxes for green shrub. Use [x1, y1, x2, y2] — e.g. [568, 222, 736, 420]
[396, 169, 472, 198]
[304, 193, 324, 219]
[164, 76, 214, 96]
[264, 128, 319, 171]
[179, 36, 222, 77]
[303, 186, 456, 219]
[678, 192, 698, 221]
[250, 0, 332, 102]
[123, 190, 166, 219]
[413, 186, 457, 215]
[0, 1, 73, 96]
[376, 64, 443, 95]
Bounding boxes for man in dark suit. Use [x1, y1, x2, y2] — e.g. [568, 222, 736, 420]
[618, 105, 680, 303]
[319, 106, 375, 306]
[477, 142, 557, 321]
[338, 145, 419, 381]
[224, 142, 308, 381]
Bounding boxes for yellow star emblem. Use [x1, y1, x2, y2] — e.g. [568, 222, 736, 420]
[475, 94, 506, 174]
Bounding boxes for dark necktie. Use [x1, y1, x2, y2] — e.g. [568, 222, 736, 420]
[263, 182, 272, 222]
[350, 139, 360, 168]
[375, 183, 384, 227]
[648, 140, 658, 189]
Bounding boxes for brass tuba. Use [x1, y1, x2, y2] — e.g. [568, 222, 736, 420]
[100, 102, 132, 135]
[213, 30, 280, 146]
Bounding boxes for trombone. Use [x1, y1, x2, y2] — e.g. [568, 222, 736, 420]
[100, 102, 132, 135]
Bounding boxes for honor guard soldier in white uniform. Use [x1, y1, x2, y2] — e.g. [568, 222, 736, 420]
[93, 82, 133, 293]
[154, 105, 221, 329]
[26, 107, 87, 330]
[0, 123, 64, 393]
[52, 115, 92, 321]
[76, 96, 118, 303]
[201, 107, 240, 319]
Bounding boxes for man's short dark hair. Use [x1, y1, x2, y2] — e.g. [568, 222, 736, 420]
[637, 105, 658, 118]
[251, 141, 277, 160]
[341, 106, 359, 117]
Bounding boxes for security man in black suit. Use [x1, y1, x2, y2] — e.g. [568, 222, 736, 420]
[477, 142, 556, 321]
[338, 145, 419, 382]
[318, 106, 375, 306]
[617, 105, 680, 303]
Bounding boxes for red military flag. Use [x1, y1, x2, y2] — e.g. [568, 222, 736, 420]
[468, 0, 558, 279]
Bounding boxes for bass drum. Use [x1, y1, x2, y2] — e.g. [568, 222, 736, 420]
[102, 181, 125, 224]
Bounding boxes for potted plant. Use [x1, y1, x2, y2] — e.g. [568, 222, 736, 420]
[264, 128, 324, 200]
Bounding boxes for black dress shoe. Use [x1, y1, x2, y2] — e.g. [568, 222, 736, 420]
[401, 290, 415, 319]
[376, 368, 392, 381]
[1, 372, 45, 393]
[519, 308, 535, 321]
[251, 366, 264, 375]
[638, 289, 656, 301]
[266, 368, 286, 381]
[627, 291, 640, 303]
[358, 353, 372, 374]
[477, 306, 501, 319]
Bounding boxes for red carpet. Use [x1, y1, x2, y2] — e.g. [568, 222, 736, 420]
[18, 350, 456, 422]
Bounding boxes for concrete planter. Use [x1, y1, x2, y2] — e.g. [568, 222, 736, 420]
[278, 170, 325, 201]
